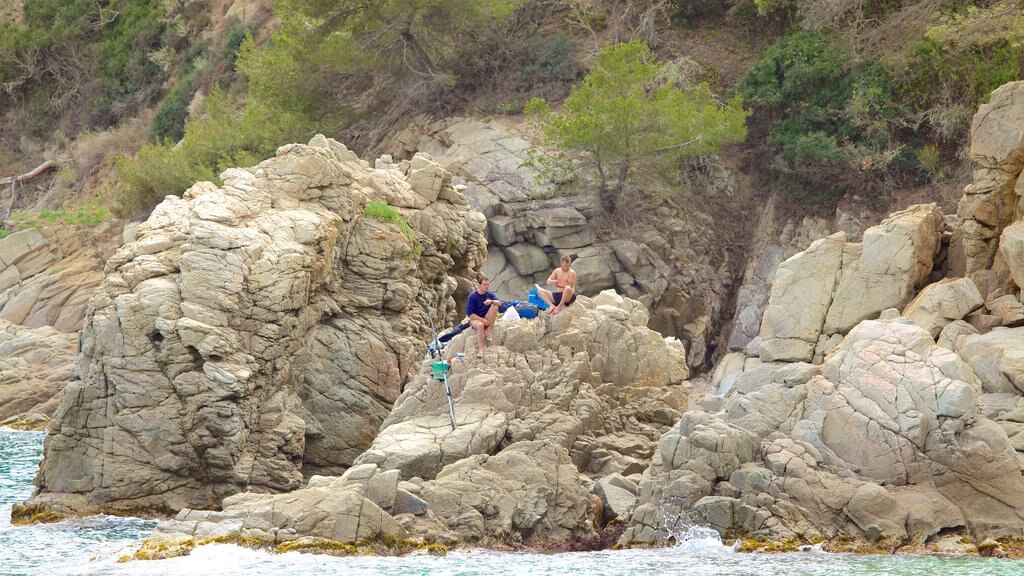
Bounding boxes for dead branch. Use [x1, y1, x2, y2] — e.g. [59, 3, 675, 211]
[0, 160, 56, 186]
[1, 160, 56, 224]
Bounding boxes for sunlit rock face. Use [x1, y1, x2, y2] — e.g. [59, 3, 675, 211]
[17, 136, 487, 516]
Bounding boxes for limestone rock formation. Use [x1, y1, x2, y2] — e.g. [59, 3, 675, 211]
[15, 136, 487, 518]
[131, 291, 690, 551]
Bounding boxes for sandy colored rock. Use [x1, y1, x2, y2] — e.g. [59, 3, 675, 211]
[902, 277, 983, 337]
[18, 136, 488, 517]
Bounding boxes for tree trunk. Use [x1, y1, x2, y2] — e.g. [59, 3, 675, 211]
[600, 161, 631, 214]
[400, 16, 435, 76]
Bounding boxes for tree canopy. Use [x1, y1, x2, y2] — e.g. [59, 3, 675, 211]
[526, 41, 748, 213]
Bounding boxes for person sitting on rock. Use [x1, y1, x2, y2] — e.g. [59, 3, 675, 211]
[466, 276, 501, 358]
[539, 255, 577, 315]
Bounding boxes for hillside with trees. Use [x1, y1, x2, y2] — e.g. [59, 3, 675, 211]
[0, 0, 1021, 230]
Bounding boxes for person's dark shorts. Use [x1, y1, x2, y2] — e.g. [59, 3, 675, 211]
[553, 291, 576, 306]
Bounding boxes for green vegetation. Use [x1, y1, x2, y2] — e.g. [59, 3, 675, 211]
[739, 0, 1024, 210]
[0, 0, 170, 136]
[363, 199, 424, 259]
[741, 31, 902, 208]
[114, 89, 311, 215]
[363, 199, 414, 240]
[9, 199, 109, 229]
[526, 41, 748, 213]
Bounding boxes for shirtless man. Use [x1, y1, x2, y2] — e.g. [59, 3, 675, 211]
[466, 276, 500, 357]
[538, 255, 576, 315]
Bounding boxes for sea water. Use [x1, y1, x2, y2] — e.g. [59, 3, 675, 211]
[3, 429, 1024, 576]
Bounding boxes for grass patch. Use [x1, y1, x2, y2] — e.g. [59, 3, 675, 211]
[9, 198, 109, 229]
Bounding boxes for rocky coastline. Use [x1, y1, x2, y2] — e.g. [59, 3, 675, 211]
[4, 81, 1024, 560]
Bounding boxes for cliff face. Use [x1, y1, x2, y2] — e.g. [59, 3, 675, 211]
[15, 136, 487, 517]
[621, 81, 1024, 550]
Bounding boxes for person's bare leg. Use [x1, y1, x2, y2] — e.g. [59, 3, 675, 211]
[538, 289, 555, 309]
[484, 304, 498, 341]
[549, 292, 562, 315]
[472, 319, 486, 357]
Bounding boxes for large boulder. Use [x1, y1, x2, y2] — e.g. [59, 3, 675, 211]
[822, 204, 944, 335]
[758, 204, 944, 363]
[902, 277, 984, 338]
[958, 327, 1024, 394]
[758, 232, 844, 362]
[15, 136, 488, 518]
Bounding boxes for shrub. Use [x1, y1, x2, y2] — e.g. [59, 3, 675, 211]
[741, 31, 913, 210]
[116, 89, 314, 215]
[898, 34, 1024, 142]
[149, 68, 202, 143]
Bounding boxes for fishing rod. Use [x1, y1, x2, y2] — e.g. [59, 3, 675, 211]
[427, 307, 457, 430]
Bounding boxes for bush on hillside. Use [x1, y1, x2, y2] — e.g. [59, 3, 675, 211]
[741, 31, 921, 210]
[115, 90, 314, 215]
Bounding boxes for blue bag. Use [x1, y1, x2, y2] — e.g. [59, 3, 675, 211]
[528, 289, 549, 310]
[515, 301, 540, 319]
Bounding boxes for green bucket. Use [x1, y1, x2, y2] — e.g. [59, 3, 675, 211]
[432, 361, 450, 380]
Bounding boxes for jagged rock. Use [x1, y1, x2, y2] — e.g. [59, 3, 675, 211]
[0, 225, 109, 332]
[936, 320, 980, 352]
[823, 204, 944, 335]
[17, 136, 487, 517]
[593, 473, 639, 525]
[956, 81, 1024, 275]
[902, 277, 983, 337]
[969, 80, 1024, 170]
[417, 441, 591, 545]
[987, 294, 1024, 327]
[623, 316, 1024, 546]
[999, 221, 1024, 290]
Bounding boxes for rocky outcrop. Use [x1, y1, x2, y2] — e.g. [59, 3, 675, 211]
[953, 80, 1024, 277]
[758, 204, 944, 363]
[629, 81, 1024, 550]
[622, 315, 1024, 547]
[15, 135, 487, 518]
[0, 225, 108, 332]
[126, 291, 690, 552]
[382, 116, 740, 371]
[0, 319, 77, 428]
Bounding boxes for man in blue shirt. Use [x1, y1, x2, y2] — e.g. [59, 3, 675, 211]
[466, 276, 500, 358]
